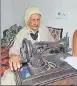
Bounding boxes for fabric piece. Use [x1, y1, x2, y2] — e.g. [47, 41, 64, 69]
[48, 27, 63, 41]
[30, 30, 39, 40]
[1, 47, 9, 77]
[1, 69, 16, 85]
[64, 56, 77, 70]
[1, 24, 22, 48]
[21, 67, 30, 79]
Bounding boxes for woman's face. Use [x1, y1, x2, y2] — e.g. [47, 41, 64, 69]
[28, 13, 41, 31]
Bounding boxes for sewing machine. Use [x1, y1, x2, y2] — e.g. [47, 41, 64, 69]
[15, 33, 77, 85]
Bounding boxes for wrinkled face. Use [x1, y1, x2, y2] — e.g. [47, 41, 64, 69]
[27, 13, 41, 31]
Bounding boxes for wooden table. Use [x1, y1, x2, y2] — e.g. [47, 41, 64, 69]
[50, 75, 77, 85]
[16, 65, 77, 85]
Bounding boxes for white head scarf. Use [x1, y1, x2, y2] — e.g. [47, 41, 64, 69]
[24, 5, 41, 24]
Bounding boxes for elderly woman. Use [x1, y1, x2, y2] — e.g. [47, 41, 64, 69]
[9, 5, 55, 71]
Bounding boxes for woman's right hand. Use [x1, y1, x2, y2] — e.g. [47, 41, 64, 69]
[9, 54, 21, 70]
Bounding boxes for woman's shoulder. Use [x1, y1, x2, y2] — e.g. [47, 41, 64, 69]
[19, 26, 27, 32]
[40, 24, 49, 31]
[17, 26, 27, 34]
[15, 26, 27, 38]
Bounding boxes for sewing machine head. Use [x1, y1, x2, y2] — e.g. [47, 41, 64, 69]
[15, 33, 72, 85]
[23, 32, 70, 56]
[20, 33, 71, 73]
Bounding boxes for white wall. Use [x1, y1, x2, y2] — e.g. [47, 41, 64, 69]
[1, 0, 77, 48]
[1, 0, 14, 38]
[49, 0, 77, 48]
[11, 0, 54, 26]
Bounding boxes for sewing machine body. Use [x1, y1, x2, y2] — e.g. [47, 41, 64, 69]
[15, 34, 77, 85]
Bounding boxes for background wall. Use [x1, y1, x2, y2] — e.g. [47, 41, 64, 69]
[1, 0, 77, 48]
[1, 0, 14, 37]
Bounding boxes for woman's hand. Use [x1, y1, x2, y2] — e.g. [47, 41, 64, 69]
[9, 54, 21, 70]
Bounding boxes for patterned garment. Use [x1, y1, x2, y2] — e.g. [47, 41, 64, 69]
[48, 27, 63, 41]
[1, 24, 22, 77]
[1, 47, 9, 77]
[1, 24, 22, 48]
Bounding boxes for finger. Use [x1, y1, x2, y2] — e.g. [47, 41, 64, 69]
[9, 59, 13, 70]
[19, 57, 22, 63]
[13, 61, 17, 70]
[17, 61, 20, 68]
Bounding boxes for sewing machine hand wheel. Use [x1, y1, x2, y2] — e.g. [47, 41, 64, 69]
[20, 38, 33, 63]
